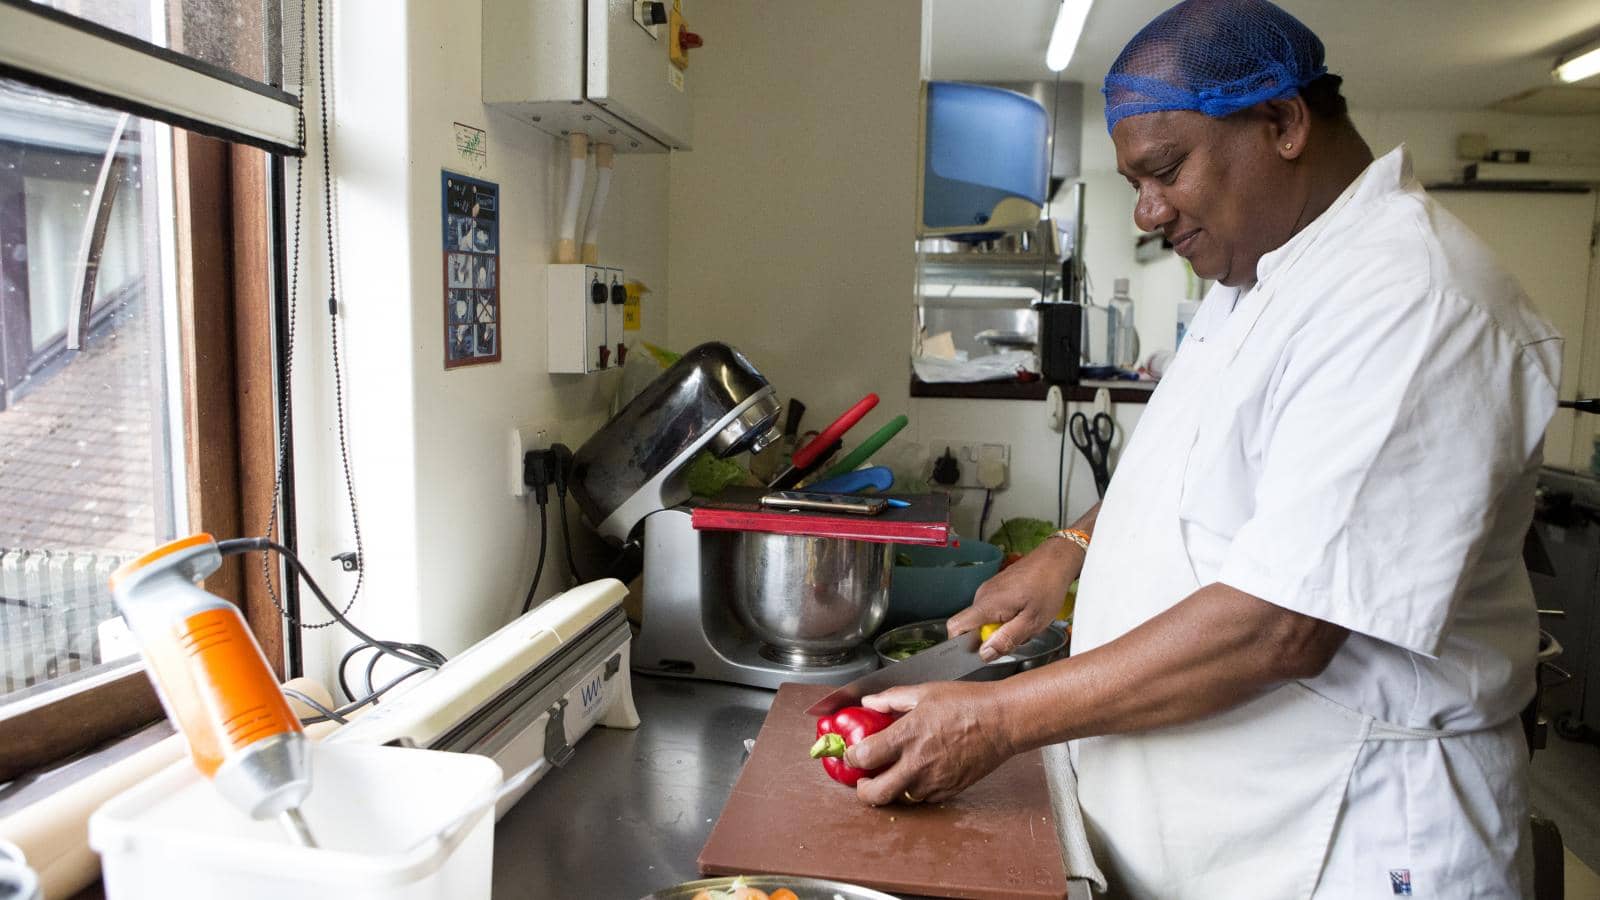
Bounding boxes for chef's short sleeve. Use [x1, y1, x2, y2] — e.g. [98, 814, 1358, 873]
[1215, 288, 1557, 657]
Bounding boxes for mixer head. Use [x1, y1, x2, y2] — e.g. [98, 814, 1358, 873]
[569, 343, 782, 543]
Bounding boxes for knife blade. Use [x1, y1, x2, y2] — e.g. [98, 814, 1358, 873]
[804, 630, 1004, 717]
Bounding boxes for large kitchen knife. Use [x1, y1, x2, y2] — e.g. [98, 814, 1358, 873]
[804, 630, 1009, 717]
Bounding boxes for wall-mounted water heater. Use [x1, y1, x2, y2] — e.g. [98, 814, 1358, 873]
[483, 0, 697, 152]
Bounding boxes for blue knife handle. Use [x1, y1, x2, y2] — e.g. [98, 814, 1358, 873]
[805, 466, 894, 495]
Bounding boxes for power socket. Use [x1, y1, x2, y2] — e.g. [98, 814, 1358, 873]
[509, 422, 561, 497]
[928, 439, 1010, 474]
[977, 443, 1008, 490]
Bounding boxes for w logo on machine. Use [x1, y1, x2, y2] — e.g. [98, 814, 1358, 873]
[580, 676, 603, 709]
[1389, 869, 1412, 895]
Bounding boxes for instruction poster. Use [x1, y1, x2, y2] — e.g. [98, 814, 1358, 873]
[442, 171, 501, 368]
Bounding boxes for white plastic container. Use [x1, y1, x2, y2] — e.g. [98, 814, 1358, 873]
[90, 743, 501, 900]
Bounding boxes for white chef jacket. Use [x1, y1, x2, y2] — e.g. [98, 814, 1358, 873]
[1069, 145, 1560, 898]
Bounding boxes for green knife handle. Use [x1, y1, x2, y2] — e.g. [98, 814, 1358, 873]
[824, 414, 909, 478]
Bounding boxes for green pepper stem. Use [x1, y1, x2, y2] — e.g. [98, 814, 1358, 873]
[809, 733, 847, 759]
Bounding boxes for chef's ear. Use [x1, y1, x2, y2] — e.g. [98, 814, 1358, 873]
[1263, 95, 1311, 161]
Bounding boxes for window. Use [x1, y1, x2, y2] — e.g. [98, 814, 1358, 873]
[0, 80, 181, 707]
[0, 0, 295, 781]
[25, 0, 282, 85]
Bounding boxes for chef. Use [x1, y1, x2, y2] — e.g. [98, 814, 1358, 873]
[841, 1, 1560, 896]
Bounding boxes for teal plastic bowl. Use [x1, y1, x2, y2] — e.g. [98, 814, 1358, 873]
[885, 540, 1003, 628]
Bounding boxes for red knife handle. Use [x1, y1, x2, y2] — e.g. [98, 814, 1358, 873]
[792, 394, 878, 469]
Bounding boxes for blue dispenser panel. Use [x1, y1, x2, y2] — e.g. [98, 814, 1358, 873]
[923, 82, 1048, 239]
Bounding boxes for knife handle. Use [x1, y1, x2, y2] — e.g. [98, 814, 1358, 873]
[792, 394, 879, 470]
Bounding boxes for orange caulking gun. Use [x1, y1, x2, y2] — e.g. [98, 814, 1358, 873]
[110, 534, 317, 846]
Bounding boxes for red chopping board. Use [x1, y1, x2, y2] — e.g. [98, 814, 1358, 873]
[698, 683, 1069, 899]
[690, 488, 952, 546]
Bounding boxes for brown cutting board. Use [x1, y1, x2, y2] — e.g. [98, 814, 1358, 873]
[698, 683, 1069, 899]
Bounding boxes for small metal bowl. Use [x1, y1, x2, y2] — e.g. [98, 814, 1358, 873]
[639, 875, 899, 900]
[873, 619, 1067, 679]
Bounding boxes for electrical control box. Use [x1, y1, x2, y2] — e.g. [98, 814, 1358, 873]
[548, 264, 627, 374]
[483, 0, 696, 153]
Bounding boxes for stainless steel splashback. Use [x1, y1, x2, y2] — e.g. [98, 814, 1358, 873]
[570, 342, 781, 542]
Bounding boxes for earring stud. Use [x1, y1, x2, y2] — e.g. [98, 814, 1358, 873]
[1284, 142, 1294, 150]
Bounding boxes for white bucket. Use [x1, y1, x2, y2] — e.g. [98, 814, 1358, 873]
[90, 743, 501, 900]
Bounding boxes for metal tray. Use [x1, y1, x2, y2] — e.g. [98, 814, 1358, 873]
[640, 875, 900, 899]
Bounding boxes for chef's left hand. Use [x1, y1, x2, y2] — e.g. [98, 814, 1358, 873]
[843, 681, 1014, 806]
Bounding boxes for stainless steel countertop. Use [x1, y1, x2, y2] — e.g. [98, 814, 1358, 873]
[493, 674, 1092, 899]
[493, 675, 771, 897]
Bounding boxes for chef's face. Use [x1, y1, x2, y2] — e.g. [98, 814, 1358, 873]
[1113, 109, 1293, 287]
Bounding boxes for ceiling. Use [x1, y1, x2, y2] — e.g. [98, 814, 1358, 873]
[928, 0, 1600, 111]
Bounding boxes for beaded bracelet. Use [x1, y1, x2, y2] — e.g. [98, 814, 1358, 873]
[1049, 528, 1091, 552]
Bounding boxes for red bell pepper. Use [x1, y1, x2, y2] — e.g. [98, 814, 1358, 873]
[808, 706, 898, 786]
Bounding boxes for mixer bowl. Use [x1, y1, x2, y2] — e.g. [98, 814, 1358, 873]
[731, 532, 892, 667]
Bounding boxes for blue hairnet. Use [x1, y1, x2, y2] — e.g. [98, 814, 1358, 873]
[1103, 0, 1328, 134]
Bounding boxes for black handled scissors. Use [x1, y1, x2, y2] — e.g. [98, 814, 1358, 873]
[1070, 411, 1116, 497]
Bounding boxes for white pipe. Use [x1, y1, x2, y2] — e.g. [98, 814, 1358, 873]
[580, 143, 615, 265]
[555, 132, 589, 263]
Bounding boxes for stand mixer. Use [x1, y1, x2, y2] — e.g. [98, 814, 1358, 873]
[570, 342, 914, 689]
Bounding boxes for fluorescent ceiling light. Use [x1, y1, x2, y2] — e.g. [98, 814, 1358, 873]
[1046, 0, 1093, 72]
[1553, 41, 1600, 84]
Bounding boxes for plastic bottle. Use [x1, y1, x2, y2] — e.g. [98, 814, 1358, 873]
[1176, 300, 1201, 347]
[1108, 278, 1137, 368]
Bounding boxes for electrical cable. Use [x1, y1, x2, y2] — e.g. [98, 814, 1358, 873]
[285, 664, 430, 726]
[978, 489, 995, 542]
[558, 499, 581, 586]
[550, 444, 581, 586]
[521, 501, 549, 615]
[363, 647, 383, 696]
[219, 538, 443, 675]
[334, 639, 443, 701]
[336, 642, 363, 702]
[1057, 422, 1069, 528]
[282, 687, 348, 725]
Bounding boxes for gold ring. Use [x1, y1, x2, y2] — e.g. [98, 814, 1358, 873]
[902, 790, 921, 804]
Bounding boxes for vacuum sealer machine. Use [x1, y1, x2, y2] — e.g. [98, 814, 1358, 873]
[329, 579, 639, 816]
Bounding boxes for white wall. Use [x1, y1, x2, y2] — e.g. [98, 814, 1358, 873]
[664, 8, 1135, 542]
[287, 0, 669, 693]
[1351, 109, 1600, 184]
[665, 0, 921, 437]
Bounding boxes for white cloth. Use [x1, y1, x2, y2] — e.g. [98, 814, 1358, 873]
[1041, 741, 1108, 891]
[1066, 145, 1559, 898]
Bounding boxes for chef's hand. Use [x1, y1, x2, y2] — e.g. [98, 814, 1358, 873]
[949, 537, 1081, 662]
[845, 681, 1013, 806]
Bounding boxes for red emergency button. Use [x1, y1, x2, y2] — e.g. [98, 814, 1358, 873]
[679, 27, 702, 50]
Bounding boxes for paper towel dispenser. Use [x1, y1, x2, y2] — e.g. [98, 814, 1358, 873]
[917, 81, 1048, 241]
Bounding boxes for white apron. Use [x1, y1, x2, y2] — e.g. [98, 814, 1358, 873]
[1068, 236, 1526, 898]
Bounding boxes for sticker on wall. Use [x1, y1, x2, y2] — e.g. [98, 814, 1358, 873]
[453, 122, 487, 171]
[623, 280, 648, 331]
[667, 64, 684, 93]
[441, 171, 501, 368]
